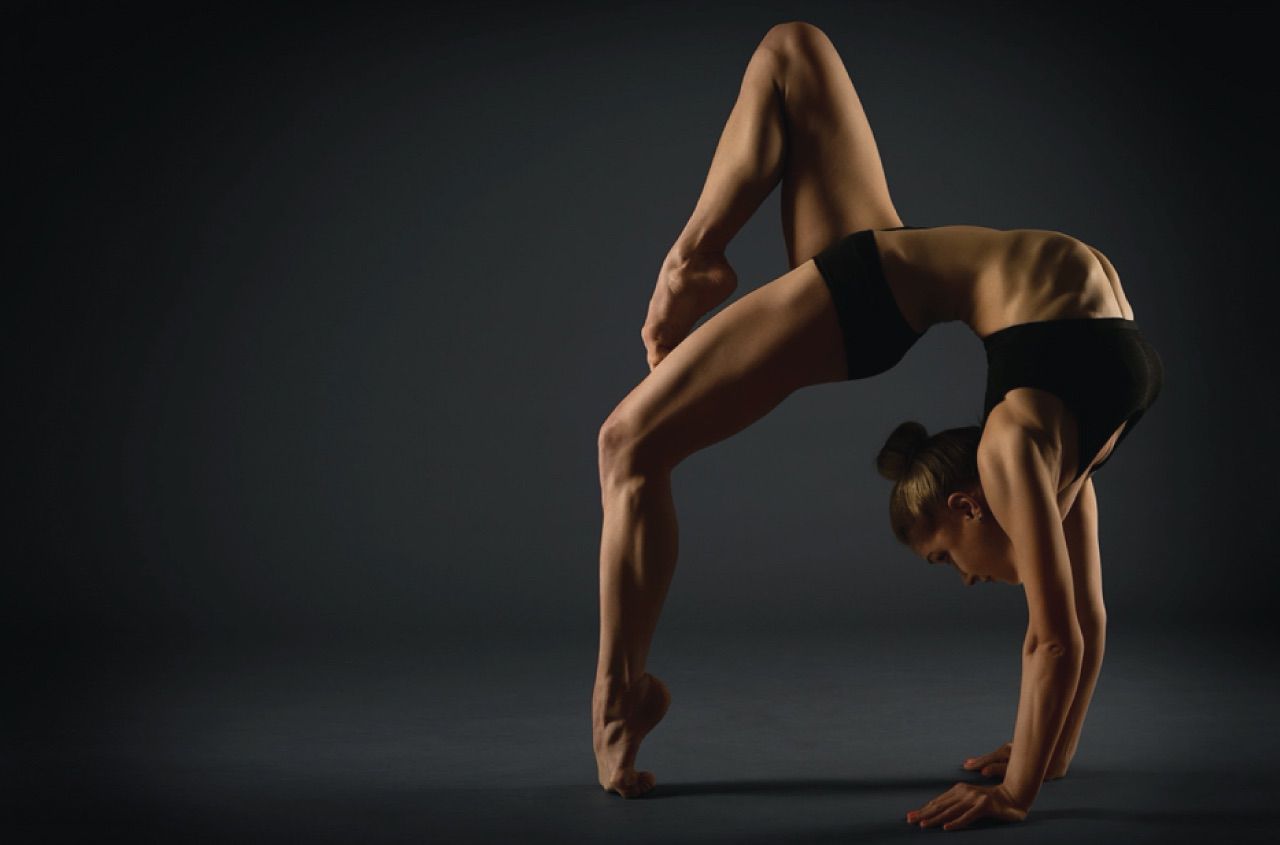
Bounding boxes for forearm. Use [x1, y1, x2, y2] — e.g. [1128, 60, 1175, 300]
[1047, 628, 1105, 774]
[1002, 640, 1084, 810]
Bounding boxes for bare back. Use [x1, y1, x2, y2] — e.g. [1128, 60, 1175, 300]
[877, 225, 1139, 515]
[876, 225, 1134, 338]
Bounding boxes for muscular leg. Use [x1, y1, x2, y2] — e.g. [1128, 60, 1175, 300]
[595, 259, 847, 796]
[774, 22, 906, 265]
[669, 20, 905, 269]
[594, 21, 909, 798]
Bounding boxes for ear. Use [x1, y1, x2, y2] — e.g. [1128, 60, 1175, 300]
[970, 486, 990, 520]
[946, 490, 984, 521]
[945, 490, 978, 519]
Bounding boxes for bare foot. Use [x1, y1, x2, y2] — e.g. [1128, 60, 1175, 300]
[641, 249, 738, 371]
[592, 672, 671, 797]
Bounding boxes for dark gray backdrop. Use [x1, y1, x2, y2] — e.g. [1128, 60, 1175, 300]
[11, 2, 1279, 842]
[12, 0, 1274, 646]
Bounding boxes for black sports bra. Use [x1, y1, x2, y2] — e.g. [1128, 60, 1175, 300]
[981, 317, 1164, 482]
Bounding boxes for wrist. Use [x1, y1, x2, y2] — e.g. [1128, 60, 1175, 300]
[997, 782, 1033, 814]
[1048, 738, 1078, 772]
[1000, 776, 1039, 813]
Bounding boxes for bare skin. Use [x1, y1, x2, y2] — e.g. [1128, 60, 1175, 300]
[907, 450, 1107, 830]
[595, 20, 1133, 806]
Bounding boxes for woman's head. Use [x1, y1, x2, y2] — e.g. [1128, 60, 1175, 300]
[876, 421, 1019, 586]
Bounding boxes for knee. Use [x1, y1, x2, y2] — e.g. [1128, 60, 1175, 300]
[760, 20, 834, 60]
[597, 411, 659, 484]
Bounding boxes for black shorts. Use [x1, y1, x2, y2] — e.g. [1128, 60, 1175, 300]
[982, 317, 1165, 481]
[812, 225, 928, 380]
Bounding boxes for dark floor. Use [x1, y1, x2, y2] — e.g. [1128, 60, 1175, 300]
[8, 623, 1279, 843]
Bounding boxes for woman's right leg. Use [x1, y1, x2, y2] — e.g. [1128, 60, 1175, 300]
[649, 21, 906, 369]
[594, 259, 848, 797]
[667, 20, 905, 267]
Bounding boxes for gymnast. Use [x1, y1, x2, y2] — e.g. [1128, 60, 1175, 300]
[592, 21, 1163, 831]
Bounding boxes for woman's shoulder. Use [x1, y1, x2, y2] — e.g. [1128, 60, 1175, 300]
[979, 395, 1078, 499]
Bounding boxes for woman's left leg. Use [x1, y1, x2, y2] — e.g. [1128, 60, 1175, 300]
[595, 260, 849, 798]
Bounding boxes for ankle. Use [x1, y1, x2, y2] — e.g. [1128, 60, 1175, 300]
[668, 234, 729, 267]
[594, 671, 645, 703]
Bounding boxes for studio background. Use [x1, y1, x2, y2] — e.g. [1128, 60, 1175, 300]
[9, 1, 1277, 842]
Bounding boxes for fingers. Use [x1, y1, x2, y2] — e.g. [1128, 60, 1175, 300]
[908, 787, 963, 827]
[963, 743, 1013, 770]
[917, 796, 968, 828]
[943, 803, 986, 831]
[963, 759, 1008, 777]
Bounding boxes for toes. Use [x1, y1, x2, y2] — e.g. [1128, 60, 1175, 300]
[608, 770, 657, 798]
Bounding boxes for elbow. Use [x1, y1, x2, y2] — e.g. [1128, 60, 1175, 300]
[1038, 638, 1085, 664]
[1080, 608, 1107, 646]
[1028, 636, 1086, 678]
[1025, 627, 1086, 662]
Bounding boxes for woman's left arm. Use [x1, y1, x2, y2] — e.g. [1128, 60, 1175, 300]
[907, 425, 1083, 830]
[1046, 473, 1107, 778]
[990, 428, 1085, 811]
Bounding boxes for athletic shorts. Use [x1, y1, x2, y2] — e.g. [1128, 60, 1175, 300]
[811, 225, 928, 380]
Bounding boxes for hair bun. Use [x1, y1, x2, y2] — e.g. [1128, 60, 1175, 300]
[876, 420, 929, 482]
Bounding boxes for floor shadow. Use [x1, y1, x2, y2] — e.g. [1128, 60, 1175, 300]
[694, 816, 1017, 845]
[1033, 807, 1280, 826]
[648, 776, 974, 799]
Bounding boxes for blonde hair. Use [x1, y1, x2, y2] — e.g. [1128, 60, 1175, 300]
[876, 421, 982, 548]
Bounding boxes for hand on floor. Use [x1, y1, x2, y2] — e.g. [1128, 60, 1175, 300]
[906, 782, 1027, 831]
[962, 741, 1069, 781]
[962, 740, 1012, 778]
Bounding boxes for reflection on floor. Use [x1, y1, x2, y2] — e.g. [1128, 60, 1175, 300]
[10, 623, 1279, 843]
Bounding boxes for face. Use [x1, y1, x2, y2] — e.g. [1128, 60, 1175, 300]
[912, 488, 1019, 587]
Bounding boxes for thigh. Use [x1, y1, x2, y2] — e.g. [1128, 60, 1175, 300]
[766, 23, 905, 268]
[604, 261, 846, 472]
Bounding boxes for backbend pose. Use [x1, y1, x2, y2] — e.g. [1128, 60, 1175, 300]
[593, 21, 1163, 831]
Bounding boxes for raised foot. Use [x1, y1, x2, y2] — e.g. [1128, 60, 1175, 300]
[643, 250, 739, 369]
[662, 248, 738, 311]
[592, 672, 672, 798]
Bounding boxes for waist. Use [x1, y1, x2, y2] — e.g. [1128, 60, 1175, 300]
[981, 316, 1142, 347]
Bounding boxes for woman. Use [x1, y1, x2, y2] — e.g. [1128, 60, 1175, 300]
[592, 21, 1164, 831]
